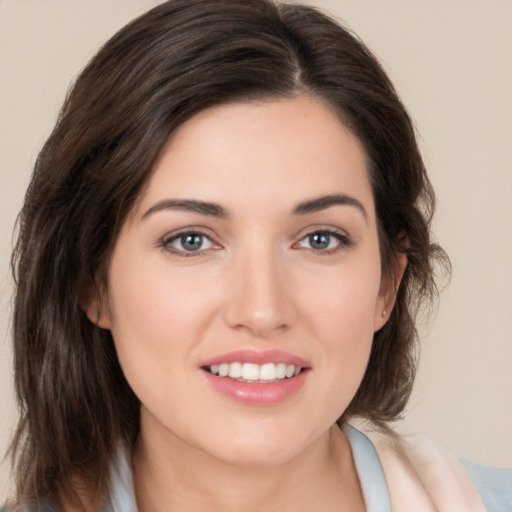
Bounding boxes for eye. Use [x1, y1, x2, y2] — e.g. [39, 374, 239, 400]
[295, 230, 351, 253]
[162, 230, 217, 255]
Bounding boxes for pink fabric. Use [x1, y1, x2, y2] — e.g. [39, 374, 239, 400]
[354, 421, 488, 511]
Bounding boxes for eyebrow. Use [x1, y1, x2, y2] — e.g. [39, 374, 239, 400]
[141, 193, 367, 221]
[141, 199, 229, 219]
[293, 194, 368, 221]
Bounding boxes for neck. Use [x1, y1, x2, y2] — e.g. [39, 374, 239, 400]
[132, 421, 364, 512]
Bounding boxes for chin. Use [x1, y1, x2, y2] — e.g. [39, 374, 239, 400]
[197, 418, 323, 468]
[212, 442, 302, 468]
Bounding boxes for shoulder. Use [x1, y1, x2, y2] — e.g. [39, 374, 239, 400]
[462, 460, 512, 512]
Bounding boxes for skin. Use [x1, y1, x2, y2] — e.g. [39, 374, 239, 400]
[87, 95, 402, 511]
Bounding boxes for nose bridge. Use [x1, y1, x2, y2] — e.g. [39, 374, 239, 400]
[224, 238, 293, 336]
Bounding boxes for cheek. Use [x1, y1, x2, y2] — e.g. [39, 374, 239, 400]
[104, 253, 218, 396]
[314, 284, 376, 376]
[105, 267, 220, 438]
[311, 285, 378, 338]
[108, 250, 216, 341]
[304, 258, 382, 344]
[300, 258, 381, 406]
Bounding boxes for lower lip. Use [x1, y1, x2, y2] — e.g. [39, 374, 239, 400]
[201, 369, 309, 406]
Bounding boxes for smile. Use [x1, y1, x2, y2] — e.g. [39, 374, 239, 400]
[205, 362, 303, 382]
[200, 350, 310, 405]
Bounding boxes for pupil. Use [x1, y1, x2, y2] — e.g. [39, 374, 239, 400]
[310, 233, 330, 249]
[182, 234, 202, 251]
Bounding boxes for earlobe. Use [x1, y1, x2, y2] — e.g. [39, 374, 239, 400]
[374, 250, 407, 331]
[392, 250, 408, 297]
[81, 285, 112, 330]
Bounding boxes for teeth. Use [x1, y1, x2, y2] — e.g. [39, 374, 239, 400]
[241, 363, 259, 380]
[218, 363, 229, 377]
[259, 363, 276, 381]
[228, 362, 242, 379]
[285, 364, 295, 378]
[208, 362, 303, 382]
[276, 363, 286, 379]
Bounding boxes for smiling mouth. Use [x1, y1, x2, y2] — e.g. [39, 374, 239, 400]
[203, 362, 306, 383]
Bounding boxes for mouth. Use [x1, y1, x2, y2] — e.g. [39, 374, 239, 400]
[200, 350, 310, 405]
[203, 362, 306, 383]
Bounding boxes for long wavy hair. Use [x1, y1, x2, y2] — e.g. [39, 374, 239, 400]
[9, 0, 449, 508]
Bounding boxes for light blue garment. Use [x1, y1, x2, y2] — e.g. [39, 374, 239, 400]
[343, 425, 391, 512]
[463, 460, 512, 512]
[102, 443, 137, 512]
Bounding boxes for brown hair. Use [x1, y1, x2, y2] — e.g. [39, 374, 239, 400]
[9, 0, 449, 508]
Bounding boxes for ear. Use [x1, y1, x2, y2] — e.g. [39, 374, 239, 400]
[81, 282, 112, 330]
[373, 250, 407, 332]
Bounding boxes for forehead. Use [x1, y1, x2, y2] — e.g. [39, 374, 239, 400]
[136, 95, 374, 220]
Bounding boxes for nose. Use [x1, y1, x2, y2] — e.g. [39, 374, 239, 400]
[223, 248, 295, 338]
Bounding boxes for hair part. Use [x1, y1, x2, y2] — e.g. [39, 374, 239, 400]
[9, 0, 449, 507]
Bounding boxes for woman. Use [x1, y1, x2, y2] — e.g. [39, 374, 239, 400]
[4, 0, 511, 511]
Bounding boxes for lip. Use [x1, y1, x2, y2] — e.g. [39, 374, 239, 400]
[201, 368, 309, 406]
[201, 349, 310, 368]
[200, 350, 311, 406]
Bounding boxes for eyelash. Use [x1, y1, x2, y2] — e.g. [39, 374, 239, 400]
[293, 228, 353, 255]
[160, 228, 352, 257]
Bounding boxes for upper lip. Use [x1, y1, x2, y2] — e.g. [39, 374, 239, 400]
[201, 349, 310, 368]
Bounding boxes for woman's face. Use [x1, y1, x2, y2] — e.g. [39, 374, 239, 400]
[90, 96, 390, 466]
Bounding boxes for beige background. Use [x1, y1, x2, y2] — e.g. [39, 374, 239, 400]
[1, 0, 511, 499]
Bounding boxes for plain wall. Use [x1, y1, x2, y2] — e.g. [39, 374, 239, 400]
[1, 0, 511, 499]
